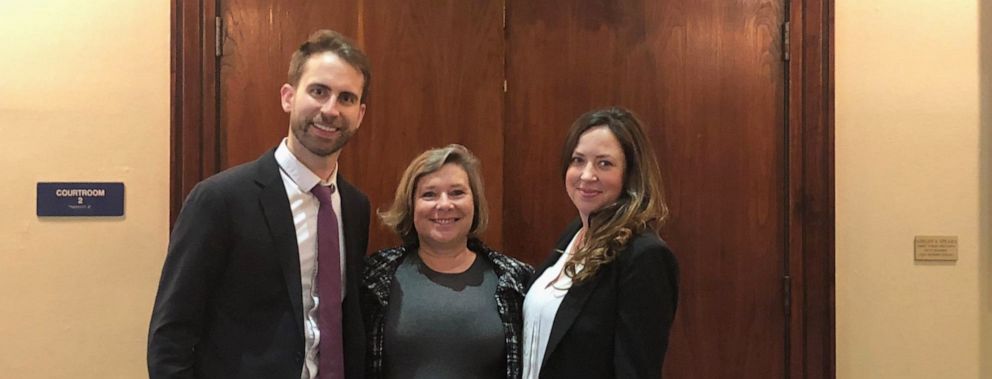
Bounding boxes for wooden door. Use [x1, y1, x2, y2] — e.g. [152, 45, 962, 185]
[218, 0, 506, 250]
[505, 1, 787, 377]
[173, 0, 835, 377]
[218, 0, 359, 168]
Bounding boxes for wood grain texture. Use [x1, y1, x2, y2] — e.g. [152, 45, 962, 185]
[788, 0, 835, 377]
[505, 0, 787, 377]
[341, 0, 505, 253]
[172, 0, 218, 222]
[218, 1, 504, 253]
[172, 0, 834, 375]
[219, 0, 360, 168]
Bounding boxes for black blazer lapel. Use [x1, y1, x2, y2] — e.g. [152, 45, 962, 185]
[543, 271, 602, 365]
[255, 150, 305, 338]
[336, 176, 367, 296]
[541, 220, 603, 365]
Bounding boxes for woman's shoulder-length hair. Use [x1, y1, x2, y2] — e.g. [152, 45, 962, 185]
[378, 144, 489, 245]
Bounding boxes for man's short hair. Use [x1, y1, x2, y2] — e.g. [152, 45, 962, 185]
[287, 29, 372, 104]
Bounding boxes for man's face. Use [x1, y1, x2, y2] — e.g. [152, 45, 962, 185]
[281, 52, 367, 159]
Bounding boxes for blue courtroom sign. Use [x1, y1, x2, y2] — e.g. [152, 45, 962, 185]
[37, 182, 125, 217]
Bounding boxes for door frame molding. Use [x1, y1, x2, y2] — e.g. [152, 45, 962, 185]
[170, 1, 835, 376]
[170, 0, 219, 223]
[787, 0, 835, 377]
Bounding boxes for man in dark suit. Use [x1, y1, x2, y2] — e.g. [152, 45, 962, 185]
[148, 30, 372, 379]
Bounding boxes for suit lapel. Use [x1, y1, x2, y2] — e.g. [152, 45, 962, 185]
[255, 150, 306, 337]
[541, 220, 601, 366]
[337, 177, 364, 295]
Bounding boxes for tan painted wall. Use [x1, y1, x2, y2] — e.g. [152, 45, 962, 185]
[982, 1, 992, 377]
[0, 1, 169, 377]
[836, 0, 991, 378]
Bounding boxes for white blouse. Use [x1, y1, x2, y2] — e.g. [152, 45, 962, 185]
[521, 233, 582, 379]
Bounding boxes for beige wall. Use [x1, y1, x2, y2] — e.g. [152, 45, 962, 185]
[982, 1, 992, 377]
[837, 0, 991, 378]
[0, 1, 169, 378]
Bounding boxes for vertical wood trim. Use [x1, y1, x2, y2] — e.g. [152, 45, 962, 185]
[170, 0, 181, 224]
[171, 0, 220, 227]
[172, 0, 203, 225]
[786, 0, 804, 374]
[202, 0, 220, 174]
[787, 0, 804, 376]
[501, 0, 511, 254]
[788, 0, 835, 377]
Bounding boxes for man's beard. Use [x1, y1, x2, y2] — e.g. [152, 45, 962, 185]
[291, 115, 353, 157]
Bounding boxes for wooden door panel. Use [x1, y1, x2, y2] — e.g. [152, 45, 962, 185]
[177, 0, 835, 375]
[340, 0, 505, 252]
[505, 0, 787, 377]
[219, 0, 505, 253]
[220, 1, 360, 168]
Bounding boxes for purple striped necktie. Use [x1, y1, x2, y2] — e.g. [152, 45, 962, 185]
[311, 184, 344, 379]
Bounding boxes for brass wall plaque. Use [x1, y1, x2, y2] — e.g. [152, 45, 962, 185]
[914, 235, 958, 261]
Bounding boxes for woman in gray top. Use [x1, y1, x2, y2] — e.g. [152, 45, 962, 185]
[362, 144, 533, 379]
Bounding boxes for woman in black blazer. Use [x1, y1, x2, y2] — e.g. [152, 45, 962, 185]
[522, 107, 679, 378]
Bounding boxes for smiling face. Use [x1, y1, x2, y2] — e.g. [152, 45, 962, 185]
[565, 126, 627, 223]
[281, 51, 367, 161]
[413, 163, 475, 249]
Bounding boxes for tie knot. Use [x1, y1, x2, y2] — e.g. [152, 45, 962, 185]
[311, 184, 336, 204]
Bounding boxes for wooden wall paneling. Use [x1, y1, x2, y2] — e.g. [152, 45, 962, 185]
[787, 0, 835, 377]
[173, 0, 835, 375]
[506, 0, 788, 377]
[216, 0, 505, 253]
[218, 0, 360, 169]
[170, 0, 183, 223]
[342, 0, 506, 253]
[171, 0, 218, 224]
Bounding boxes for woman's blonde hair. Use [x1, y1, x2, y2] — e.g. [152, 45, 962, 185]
[378, 144, 489, 245]
[560, 107, 670, 284]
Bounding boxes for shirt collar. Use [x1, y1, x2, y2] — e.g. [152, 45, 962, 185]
[274, 138, 339, 193]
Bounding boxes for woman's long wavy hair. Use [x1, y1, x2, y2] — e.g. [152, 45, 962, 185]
[560, 107, 670, 284]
